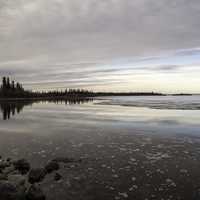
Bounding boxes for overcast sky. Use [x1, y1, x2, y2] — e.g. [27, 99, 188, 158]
[0, 0, 200, 93]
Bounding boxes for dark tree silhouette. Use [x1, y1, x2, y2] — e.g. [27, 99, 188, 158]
[0, 77, 95, 99]
[0, 76, 164, 99]
[11, 81, 15, 90]
[6, 77, 10, 89]
[2, 77, 6, 90]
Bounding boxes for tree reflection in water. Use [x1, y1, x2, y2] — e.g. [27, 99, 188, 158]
[0, 98, 93, 120]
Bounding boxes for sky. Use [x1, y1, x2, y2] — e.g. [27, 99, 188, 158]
[0, 0, 200, 93]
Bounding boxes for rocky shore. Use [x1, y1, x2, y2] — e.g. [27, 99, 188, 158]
[0, 156, 81, 200]
[1, 132, 200, 200]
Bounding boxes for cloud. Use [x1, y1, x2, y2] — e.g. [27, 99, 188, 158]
[0, 0, 200, 91]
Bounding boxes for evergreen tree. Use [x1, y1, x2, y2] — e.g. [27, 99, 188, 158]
[6, 77, 10, 89]
[2, 77, 6, 89]
[11, 81, 15, 90]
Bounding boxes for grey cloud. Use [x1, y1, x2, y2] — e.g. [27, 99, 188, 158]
[0, 0, 200, 90]
[152, 65, 181, 71]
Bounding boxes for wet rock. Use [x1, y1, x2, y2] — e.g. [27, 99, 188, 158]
[0, 181, 24, 200]
[54, 173, 62, 181]
[13, 159, 30, 174]
[193, 189, 200, 200]
[8, 174, 26, 187]
[3, 166, 16, 175]
[28, 168, 47, 184]
[0, 160, 10, 170]
[26, 185, 46, 200]
[118, 192, 128, 198]
[45, 161, 59, 174]
[0, 174, 8, 180]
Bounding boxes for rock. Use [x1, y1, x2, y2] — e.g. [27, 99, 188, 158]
[28, 168, 47, 184]
[0, 181, 24, 200]
[0, 181, 18, 200]
[8, 174, 26, 187]
[0, 160, 10, 170]
[13, 159, 30, 174]
[54, 173, 62, 181]
[26, 185, 46, 200]
[0, 174, 8, 181]
[3, 166, 16, 175]
[193, 189, 200, 200]
[45, 161, 59, 173]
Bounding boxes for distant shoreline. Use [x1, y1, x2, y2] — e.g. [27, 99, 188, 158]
[0, 93, 198, 102]
[1, 76, 198, 99]
[0, 96, 93, 102]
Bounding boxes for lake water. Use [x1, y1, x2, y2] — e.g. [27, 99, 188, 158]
[1, 95, 200, 137]
[1, 96, 200, 199]
[0, 95, 200, 163]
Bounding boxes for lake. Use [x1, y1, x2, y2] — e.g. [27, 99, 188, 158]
[1, 95, 200, 137]
[0, 96, 200, 199]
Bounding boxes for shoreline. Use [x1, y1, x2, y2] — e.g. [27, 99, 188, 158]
[0, 93, 199, 101]
[0, 96, 93, 101]
[1, 130, 200, 200]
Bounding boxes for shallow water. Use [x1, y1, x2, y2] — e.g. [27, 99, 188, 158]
[0, 95, 200, 162]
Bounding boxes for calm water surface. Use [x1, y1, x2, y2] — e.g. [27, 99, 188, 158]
[0, 96, 200, 164]
[1, 96, 200, 133]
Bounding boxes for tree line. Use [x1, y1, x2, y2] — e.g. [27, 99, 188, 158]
[0, 77, 95, 98]
[0, 76, 164, 99]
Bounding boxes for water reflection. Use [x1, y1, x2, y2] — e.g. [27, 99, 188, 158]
[0, 98, 93, 120]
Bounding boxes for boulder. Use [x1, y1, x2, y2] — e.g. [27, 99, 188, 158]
[0, 160, 10, 170]
[13, 159, 30, 174]
[26, 185, 46, 200]
[28, 168, 47, 184]
[54, 173, 62, 181]
[8, 174, 26, 187]
[0, 181, 24, 200]
[3, 166, 16, 175]
[45, 161, 59, 174]
[0, 174, 8, 181]
[193, 190, 200, 200]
